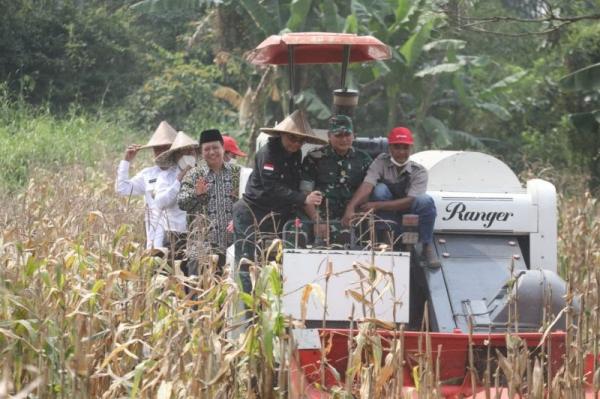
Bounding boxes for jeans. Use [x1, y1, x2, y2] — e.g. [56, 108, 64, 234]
[371, 183, 436, 244]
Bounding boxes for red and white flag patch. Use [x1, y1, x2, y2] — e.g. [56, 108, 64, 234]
[263, 162, 274, 171]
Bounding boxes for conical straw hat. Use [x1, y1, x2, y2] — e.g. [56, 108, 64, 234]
[154, 131, 199, 168]
[141, 121, 178, 149]
[260, 110, 327, 145]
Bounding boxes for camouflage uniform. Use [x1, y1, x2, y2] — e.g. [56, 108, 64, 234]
[301, 144, 372, 220]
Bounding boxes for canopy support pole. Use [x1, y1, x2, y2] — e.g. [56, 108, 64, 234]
[287, 45, 296, 113]
[340, 45, 351, 90]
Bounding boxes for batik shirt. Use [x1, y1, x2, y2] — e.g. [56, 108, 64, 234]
[301, 145, 372, 219]
[177, 161, 241, 252]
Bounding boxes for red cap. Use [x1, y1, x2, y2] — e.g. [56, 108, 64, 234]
[222, 135, 247, 157]
[387, 127, 414, 145]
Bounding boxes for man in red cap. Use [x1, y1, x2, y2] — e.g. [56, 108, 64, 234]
[222, 135, 247, 164]
[342, 126, 439, 266]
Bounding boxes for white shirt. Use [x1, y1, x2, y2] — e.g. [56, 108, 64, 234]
[155, 166, 187, 233]
[115, 160, 164, 248]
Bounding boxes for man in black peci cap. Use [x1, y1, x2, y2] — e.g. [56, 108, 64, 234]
[178, 129, 241, 274]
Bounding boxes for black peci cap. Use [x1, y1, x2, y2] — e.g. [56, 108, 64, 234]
[199, 129, 224, 145]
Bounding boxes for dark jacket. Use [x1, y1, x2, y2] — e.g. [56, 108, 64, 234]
[243, 136, 306, 214]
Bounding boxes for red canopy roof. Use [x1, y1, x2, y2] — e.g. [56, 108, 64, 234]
[246, 32, 391, 65]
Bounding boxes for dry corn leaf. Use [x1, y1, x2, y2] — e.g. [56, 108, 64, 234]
[300, 284, 313, 321]
[118, 269, 138, 281]
[531, 358, 544, 399]
[87, 210, 103, 224]
[346, 289, 372, 306]
[363, 318, 396, 330]
[325, 260, 333, 281]
[359, 365, 373, 399]
[157, 381, 173, 399]
[99, 340, 140, 370]
[300, 283, 325, 321]
[375, 353, 395, 397]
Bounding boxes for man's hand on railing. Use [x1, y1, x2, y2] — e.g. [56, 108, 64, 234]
[341, 209, 355, 227]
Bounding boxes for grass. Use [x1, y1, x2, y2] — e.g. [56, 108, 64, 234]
[0, 90, 142, 192]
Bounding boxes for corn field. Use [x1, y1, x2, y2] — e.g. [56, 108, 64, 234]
[1, 165, 599, 398]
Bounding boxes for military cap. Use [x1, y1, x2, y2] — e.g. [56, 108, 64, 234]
[329, 115, 353, 135]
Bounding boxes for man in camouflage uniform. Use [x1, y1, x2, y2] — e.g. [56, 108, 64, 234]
[301, 115, 372, 244]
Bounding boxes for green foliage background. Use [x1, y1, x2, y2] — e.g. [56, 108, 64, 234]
[1, 0, 599, 192]
[0, 86, 134, 190]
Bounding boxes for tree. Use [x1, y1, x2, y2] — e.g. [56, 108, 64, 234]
[446, 0, 600, 191]
[0, 0, 149, 108]
[559, 25, 600, 192]
[132, 0, 490, 154]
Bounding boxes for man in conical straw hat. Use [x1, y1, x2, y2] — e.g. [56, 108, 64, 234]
[153, 131, 199, 272]
[115, 121, 178, 249]
[232, 110, 327, 293]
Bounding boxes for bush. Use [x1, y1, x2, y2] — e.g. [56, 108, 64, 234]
[124, 54, 238, 133]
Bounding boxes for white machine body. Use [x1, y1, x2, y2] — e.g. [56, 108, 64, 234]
[411, 151, 557, 272]
[281, 249, 410, 324]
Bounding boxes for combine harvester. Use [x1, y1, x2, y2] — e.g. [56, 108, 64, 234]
[244, 33, 592, 398]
